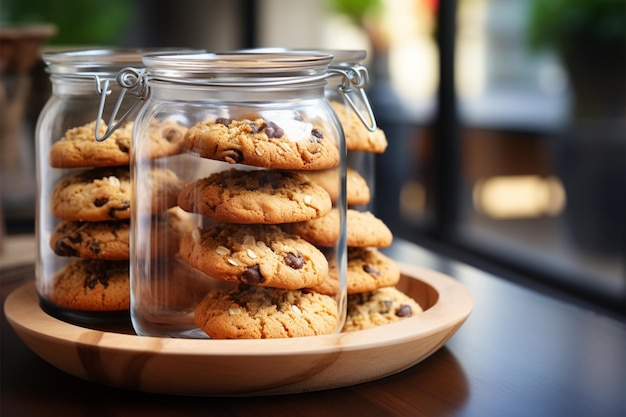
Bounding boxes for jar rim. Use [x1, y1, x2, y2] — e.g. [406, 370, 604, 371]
[42, 47, 200, 77]
[238, 48, 367, 65]
[141, 51, 335, 82]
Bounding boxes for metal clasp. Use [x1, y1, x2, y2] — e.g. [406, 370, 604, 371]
[328, 64, 377, 132]
[94, 67, 149, 142]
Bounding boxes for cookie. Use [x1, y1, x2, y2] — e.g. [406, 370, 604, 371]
[177, 168, 332, 224]
[345, 247, 400, 294]
[135, 166, 186, 215]
[309, 247, 400, 296]
[285, 209, 393, 248]
[342, 286, 423, 332]
[184, 117, 340, 170]
[48, 259, 129, 311]
[50, 166, 132, 221]
[50, 220, 130, 260]
[330, 101, 388, 153]
[179, 223, 328, 290]
[51, 166, 184, 221]
[135, 118, 188, 160]
[49, 120, 133, 168]
[194, 284, 339, 339]
[303, 166, 371, 206]
[143, 206, 195, 257]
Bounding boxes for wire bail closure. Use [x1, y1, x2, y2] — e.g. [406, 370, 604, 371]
[94, 67, 148, 142]
[329, 64, 377, 132]
[93, 62, 377, 141]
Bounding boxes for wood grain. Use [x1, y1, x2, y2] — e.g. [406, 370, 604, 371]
[4, 263, 473, 396]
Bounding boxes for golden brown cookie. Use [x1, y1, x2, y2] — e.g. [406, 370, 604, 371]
[184, 117, 340, 170]
[194, 284, 339, 339]
[135, 166, 186, 215]
[179, 223, 328, 290]
[345, 247, 400, 294]
[135, 118, 188, 160]
[330, 101, 388, 153]
[49, 120, 133, 168]
[308, 247, 400, 296]
[302, 166, 371, 206]
[50, 220, 130, 260]
[50, 166, 184, 222]
[49, 259, 129, 311]
[50, 167, 132, 221]
[285, 209, 393, 248]
[342, 286, 423, 332]
[177, 168, 332, 224]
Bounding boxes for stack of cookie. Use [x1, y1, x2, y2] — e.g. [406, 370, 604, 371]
[322, 101, 423, 332]
[44, 119, 187, 315]
[177, 116, 344, 339]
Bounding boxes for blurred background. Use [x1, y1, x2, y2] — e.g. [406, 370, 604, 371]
[1, 0, 624, 317]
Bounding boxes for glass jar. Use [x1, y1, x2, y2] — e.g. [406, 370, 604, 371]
[35, 49, 162, 323]
[324, 49, 384, 213]
[125, 51, 372, 339]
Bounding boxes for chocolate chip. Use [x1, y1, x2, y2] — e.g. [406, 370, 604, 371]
[363, 264, 380, 276]
[54, 240, 79, 257]
[88, 241, 101, 255]
[84, 271, 111, 289]
[381, 300, 393, 314]
[263, 121, 284, 138]
[94, 197, 109, 207]
[163, 128, 183, 143]
[284, 252, 304, 269]
[240, 265, 264, 285]
[216, 118, 232, 126]
[116, 139, 130, 153]
[108, 201, 130, 218]
[311, 128, 323, 140]
[223, 149, 243, 164]
[395, 304, 413, 317]
[67, 234, 83, 244]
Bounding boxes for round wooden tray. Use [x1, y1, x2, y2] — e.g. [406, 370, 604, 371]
[3, 262, 472, 396]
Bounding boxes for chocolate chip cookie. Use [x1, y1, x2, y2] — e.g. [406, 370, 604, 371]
[285, 209, 393, 248]
[135, 118, 188, 160]
[303, 166, 371, 206]
[51, 166, 184, 221]
[179, 223, 328, 290]
[330, 101, 388, 153]
[183, 117, 340, 170]
[177, 168, 332, 224]
[49, 120, 133, 168]
[49, 259, 130, 311]
[50, 167, 132, 221]
[50, 220, 130, 260]
[309, 247, 400, 296]
[194, 284, 339, 339]
[343, 286, 423, 332]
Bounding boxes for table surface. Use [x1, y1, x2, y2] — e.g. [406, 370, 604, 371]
[1, 238, 624, 417]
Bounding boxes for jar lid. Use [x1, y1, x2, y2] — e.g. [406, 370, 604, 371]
[42, 48, 201, 77]
[141, 51, 335, 85]
[237, 48, 366, 66]
[42, 48, 149, 77]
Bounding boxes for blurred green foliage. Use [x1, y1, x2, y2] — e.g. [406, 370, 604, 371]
[1, 0, 133, 45]
[528, 0, 625, 52]
[327, 0, 383, 25]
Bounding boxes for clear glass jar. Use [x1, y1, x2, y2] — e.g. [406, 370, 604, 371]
[35, 49, 160, 323]
[324, 50, 383, 213]
[127, 51, 365, 339]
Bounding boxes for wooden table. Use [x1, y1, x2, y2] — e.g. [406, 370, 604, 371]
[2, 239, 624, 417]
